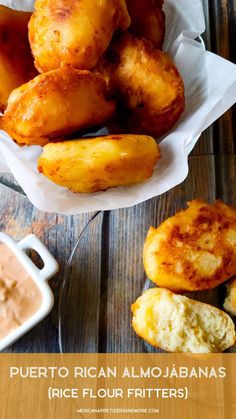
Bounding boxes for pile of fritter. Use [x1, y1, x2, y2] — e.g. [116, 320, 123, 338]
[0, 0, 185, 193]
[132, 200, 236, 353]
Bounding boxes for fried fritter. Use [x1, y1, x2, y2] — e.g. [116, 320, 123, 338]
[28, 0, 131, 72]
[96, 33, 185, 137]
[0, 6, 36, 113]
[143, 200, 236, 292]
[126, 0, 165, 49]
[132, 288, 236, 353]
[224, 278, 236, 316]
[38, 134, 160, 193]
[1, 65, 115, 146]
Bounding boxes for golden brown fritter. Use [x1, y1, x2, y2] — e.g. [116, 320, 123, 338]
[224, 278, 236, 316]
[95, 33, 185, 138]
[143, 200, 236, 292]
[126, 0, 165, 49]
[38, 134, 160, 193]
[28, 0, 131, 72]
[1, 65, 115, 146]
[0, 6, 36, 113]
[132, 288, 236, 353]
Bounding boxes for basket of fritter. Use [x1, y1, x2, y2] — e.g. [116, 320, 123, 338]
[0, 0, 235, 214]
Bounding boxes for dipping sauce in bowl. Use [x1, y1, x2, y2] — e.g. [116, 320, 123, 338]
[0, 242, 42, 339]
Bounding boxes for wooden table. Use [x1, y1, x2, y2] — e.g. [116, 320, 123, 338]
[1, 0, 236, 353]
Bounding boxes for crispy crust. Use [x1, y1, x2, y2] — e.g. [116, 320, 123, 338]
[126, 0, 166, 49]
[95, 33, 185, 137]
[29, 0, 131, 72]
[0, 6, 36, 113]
[38, 134, 160, 193]
[143, 200, 236, 292]
[1, 65, 115, 146]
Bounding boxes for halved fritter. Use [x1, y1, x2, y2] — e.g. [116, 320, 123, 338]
[28, 0, 131, 72]
[132, 288, 236, 353]
[0, 6, 36, 113]
[95, 33, 185, 138]
[224, 278, 236, 316]
[38, 134, 160, 193]
[143, 200, 236, 292]
[1, 65, 115, 146]
[126, 0, 165, 49]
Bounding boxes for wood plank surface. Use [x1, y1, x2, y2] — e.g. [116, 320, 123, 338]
[192, 0, 214, 156]
[0, 0, 235, 354]
[209, 0, 236, 154]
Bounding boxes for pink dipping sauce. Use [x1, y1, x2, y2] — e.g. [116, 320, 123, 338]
[0, 242, 42, 340]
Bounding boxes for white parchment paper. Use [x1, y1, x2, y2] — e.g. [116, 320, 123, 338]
[0, 0, 235, 214]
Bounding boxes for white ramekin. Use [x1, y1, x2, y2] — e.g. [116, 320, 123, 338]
[0, 232, 59, 351]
